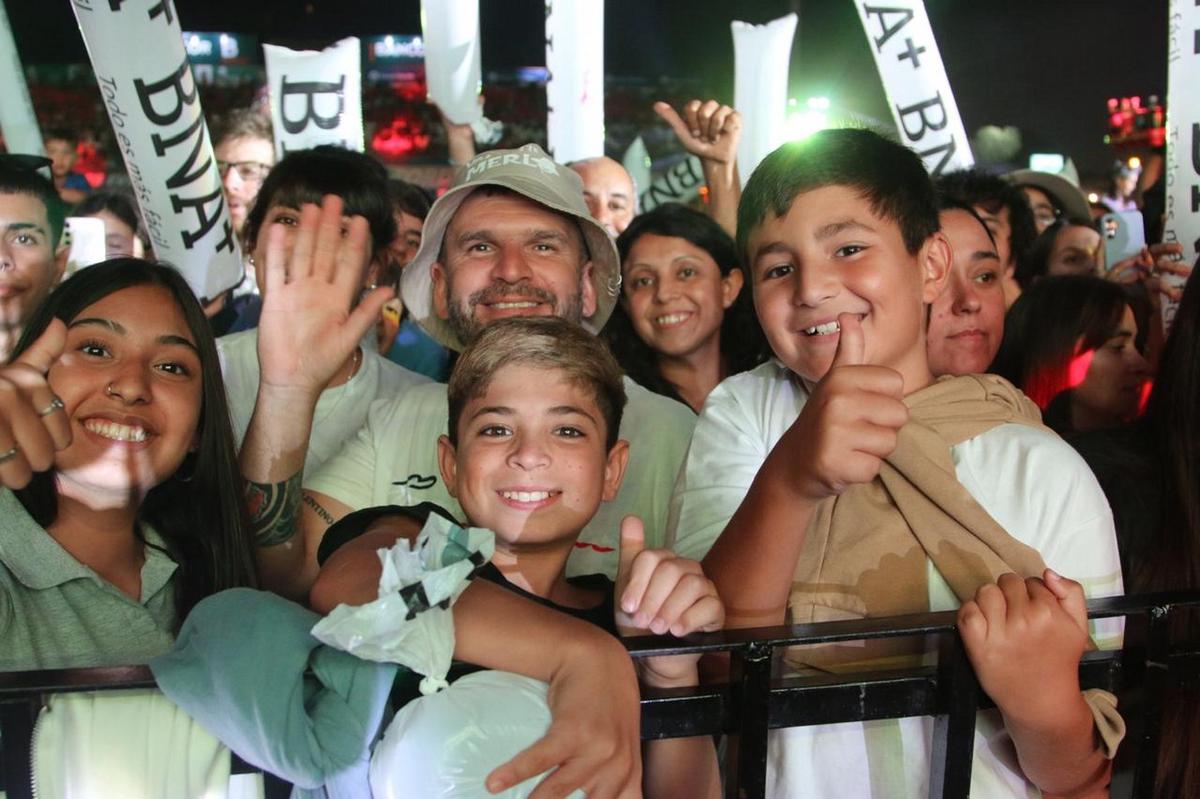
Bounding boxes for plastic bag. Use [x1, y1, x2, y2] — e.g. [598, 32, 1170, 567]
[312, 514, 494, 694]
[369, 670, 583, 799]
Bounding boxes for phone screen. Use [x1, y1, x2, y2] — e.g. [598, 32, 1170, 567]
[1101, 211, 1145, 269]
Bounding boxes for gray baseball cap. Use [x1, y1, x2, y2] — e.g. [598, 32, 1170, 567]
[400, 143, 621, 351]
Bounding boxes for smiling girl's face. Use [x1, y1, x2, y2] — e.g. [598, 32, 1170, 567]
[48, 283, 202, 502]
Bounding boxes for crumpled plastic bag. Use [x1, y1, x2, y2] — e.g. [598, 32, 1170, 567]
[312, 514, 494, 694]
[369, 670, 583, 799]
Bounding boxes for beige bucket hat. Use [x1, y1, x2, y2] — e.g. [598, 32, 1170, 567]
[1005, 169, 1092, 223]
[400, 143, 621, 351]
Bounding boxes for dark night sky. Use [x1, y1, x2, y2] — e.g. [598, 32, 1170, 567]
[8, 0, 1166, 180]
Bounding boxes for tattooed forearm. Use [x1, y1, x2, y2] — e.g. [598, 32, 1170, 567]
[302, 493, 336, 527]
[246, 471, 303, 547]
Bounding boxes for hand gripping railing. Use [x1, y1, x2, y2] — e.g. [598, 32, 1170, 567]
[2, 592, 1198, 799]
[625, 591, 1200, 799]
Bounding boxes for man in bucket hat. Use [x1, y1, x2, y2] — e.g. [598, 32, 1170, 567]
[401, 144, 624, 352]
[242, 144, 695, 593]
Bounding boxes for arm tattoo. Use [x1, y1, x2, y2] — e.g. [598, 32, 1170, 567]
[246, 471, 303, 547]
[302, 493, 336, 527]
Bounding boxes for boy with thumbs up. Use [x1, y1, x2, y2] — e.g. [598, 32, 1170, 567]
[667, 129, 1126, 797]
[312, 315, 722, 799]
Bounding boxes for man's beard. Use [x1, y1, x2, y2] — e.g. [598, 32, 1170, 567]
[446, 280, 584, 345]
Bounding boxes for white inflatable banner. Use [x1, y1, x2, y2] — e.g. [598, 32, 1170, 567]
[639, 156, 705, 213]
[421, 0, 482, 125]
[545, 0, 604, 163]
[1161, 0, 1200, 332]
[622, 135, 651, 205]
[264, 36, 364, 157]
[0, 0, 43, 156]
[853, 1, 973, 175]
[71, 0, 241, 301]
[732, 14, 797, 187]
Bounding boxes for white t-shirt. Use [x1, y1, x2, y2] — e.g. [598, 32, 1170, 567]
[306, 378, 696, 579]
[667, 360, 1125, 798]
[218, 329, 430, 475]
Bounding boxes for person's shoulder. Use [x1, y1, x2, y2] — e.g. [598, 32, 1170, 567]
[956, 422, 1111, 523]
[709, 359, 795, 404]
[216, 328, 258, 361]
[364, 348, 432, 389]
[622, 376, 694, 428]
[214, 329, 260, 398]
[968, 422, 1088, 466]
[699, 359, 805, 435]
[365, 379, 449, 427]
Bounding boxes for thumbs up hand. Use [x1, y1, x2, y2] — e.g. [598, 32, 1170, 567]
[776, 312, 910, 503]
[0, 319, 72, 488]
[614, 515, 724, 688]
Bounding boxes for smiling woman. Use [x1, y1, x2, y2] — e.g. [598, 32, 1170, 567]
[602, 203, 769, 413]
[0, 258, 256, 671]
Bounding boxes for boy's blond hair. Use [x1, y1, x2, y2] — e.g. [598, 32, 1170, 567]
[447, 317, 627, 449]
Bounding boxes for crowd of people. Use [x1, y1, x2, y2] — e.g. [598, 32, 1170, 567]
[0, 68, 1197, 799]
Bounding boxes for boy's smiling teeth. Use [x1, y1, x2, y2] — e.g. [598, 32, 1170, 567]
[501, 490, 558, 502]
[804, 320, 841, 336]
[84, 418, 148, 443]
[804, 314, 866, 336]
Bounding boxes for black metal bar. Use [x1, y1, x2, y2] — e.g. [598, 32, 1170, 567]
[1130, 602, 1172, 797]
[0, 698, 36, 799]
[622, 591, 1200, 660]
[928, 632, 978, 799]
[1, 592, 1197, 798]
[723, 641, 772, 799]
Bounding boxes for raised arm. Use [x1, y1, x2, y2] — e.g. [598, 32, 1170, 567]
[241, 196, 391, 600]
[653, 99, 742, 238]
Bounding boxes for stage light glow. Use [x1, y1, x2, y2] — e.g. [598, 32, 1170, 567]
[785, 98, 832, 141]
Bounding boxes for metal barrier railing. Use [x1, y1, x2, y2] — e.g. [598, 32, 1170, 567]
[625, 591, 1200, 799]
[2, 591, 1198, 799]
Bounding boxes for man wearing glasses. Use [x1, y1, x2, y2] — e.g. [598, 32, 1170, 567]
[209, 109, 275, 334]
[212, 108, 275, 234]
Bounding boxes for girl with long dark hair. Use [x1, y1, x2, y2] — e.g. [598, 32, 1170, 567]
[1070, 263, 1200, 798]
[991, 275, 1150, 436]
[602, 203, 769, 412]
[0, 258, 255, 669]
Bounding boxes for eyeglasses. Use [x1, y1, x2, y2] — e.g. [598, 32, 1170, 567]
[217, 160, 272, 183]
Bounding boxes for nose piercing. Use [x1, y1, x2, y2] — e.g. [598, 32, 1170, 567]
[105, 383, 117, 397]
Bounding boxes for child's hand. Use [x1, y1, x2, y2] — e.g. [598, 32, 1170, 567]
[776, 312, 909, 503]
[615, 515, 724, 688]
[958, 570, 1089, 728]
[485, 630, 642, 799]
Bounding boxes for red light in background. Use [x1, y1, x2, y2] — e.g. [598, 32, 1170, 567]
[370, 115, 431, 160]
[1067, 348, 1094, 389]
[1139, 379, 1153, 414]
